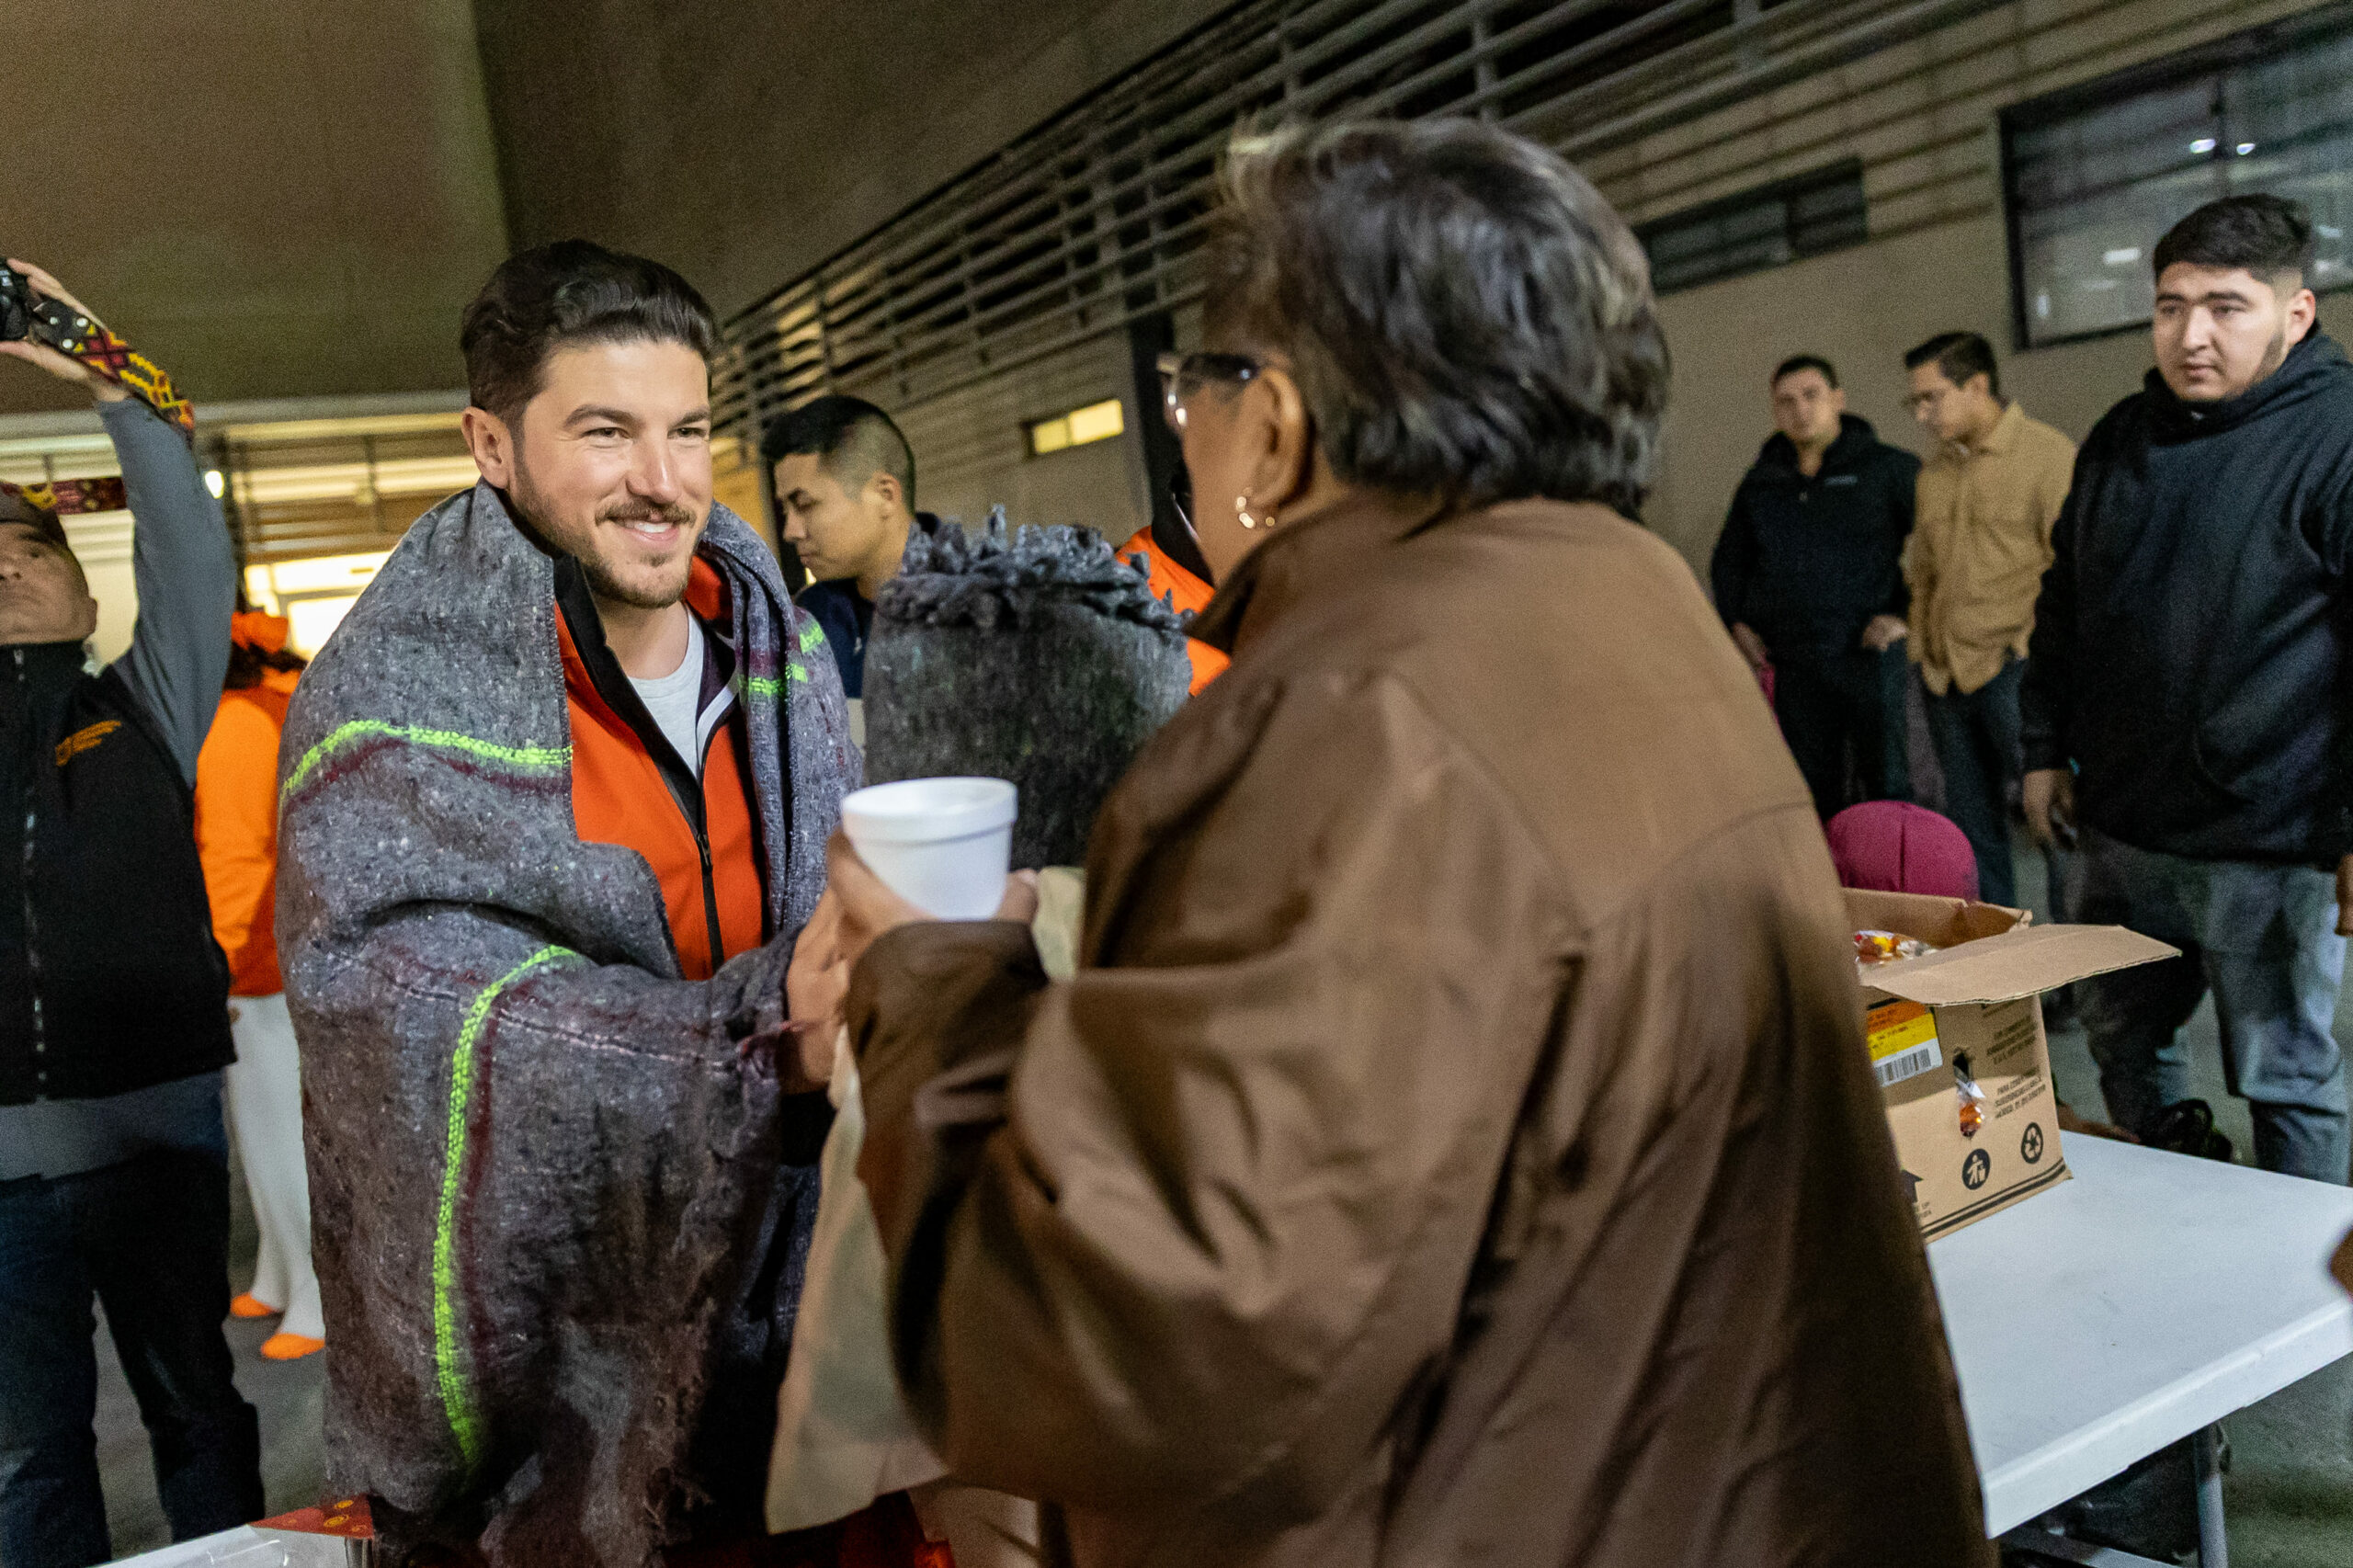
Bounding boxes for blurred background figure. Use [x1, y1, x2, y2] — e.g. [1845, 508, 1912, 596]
[1902, 331, 2076, 910]
[1711, 354, 1920, 815]
[195, 608, 322, 1361]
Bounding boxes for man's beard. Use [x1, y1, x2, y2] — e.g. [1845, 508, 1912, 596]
[2252, 324, 2290, 389]
[583, 499, 699, 609]
[508, 467, 699, 610]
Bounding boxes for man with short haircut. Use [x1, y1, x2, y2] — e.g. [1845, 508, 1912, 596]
[2023, 194, 2353, 1183]
[764, 395, 933, 698]
[278, 242, 861, 1563]
[1711, 354, 1921, 815]
[0, 263, 260, 1566]
[1903, 331, 2077, 906]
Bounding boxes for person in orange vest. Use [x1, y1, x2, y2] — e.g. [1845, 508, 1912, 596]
[193, 609, 323, 1360]
[1116, 466, 1228, 693]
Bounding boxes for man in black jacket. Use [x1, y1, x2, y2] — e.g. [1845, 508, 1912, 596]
[1712, 354, 1921, 815]
[0, 262, 259, 1564]
[2023, 196, 2353, 1184]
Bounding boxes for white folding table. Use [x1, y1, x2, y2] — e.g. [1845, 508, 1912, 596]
[124, 1134, 2353, 1567]
[1929, 1134, 2353, 1564]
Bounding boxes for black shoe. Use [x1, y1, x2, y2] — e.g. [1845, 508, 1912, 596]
[2144, 1098, 2234, 1164]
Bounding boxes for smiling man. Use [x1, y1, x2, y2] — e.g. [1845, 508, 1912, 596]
[2022, 195, 2353, 1184]
[275, 242, 861, 1564]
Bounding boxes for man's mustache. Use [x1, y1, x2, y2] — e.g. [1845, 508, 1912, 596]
[600, 502, 697, 529]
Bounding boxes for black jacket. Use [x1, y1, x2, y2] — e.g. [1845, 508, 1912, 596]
[0, 647, 233, 1101]
[1711, 415, 1921, 666]
[2022, 334, 2353, 863]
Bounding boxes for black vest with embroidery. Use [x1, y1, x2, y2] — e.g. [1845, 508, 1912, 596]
[0, 640, 233, 1103]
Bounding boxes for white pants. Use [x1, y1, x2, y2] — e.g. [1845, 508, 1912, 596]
[225, 993, 322, 1341]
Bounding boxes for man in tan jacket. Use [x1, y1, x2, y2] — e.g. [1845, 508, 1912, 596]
[1904, 331, 2078, 906]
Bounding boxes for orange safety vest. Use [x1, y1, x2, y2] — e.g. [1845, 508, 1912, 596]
[1117, 527, 1228, 694]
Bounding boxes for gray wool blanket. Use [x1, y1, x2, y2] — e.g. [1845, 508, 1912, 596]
[276, 481, 858, 1565]
[865, 513, 1190, 869]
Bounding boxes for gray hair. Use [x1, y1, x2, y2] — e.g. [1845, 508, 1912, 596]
[1204, 118, 1668, 517]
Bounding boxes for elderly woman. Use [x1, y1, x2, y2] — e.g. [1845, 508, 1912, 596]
[813, 120, 1989, 1567]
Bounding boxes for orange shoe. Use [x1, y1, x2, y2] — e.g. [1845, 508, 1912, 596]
[260, 1332, 324, 1361]
[230, 1292, 281, 1321]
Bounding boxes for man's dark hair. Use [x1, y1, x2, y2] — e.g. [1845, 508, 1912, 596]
[2154, 194, 2315, 288]
[1771, 354, 1839, 390]
[1904, 331, 2001, 400]
[460, 240, 718, 425]
[760, 395, 917, 511]
[1202, 118, 1667, 517]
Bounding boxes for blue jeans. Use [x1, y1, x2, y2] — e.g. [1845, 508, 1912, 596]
[1922, 657, 2026, 907]
[0, 1147, 263, 1567]
[2072, 828, 2350, 1183]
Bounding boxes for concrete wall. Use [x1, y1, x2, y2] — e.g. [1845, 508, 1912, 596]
[895, 333, 1150, 538]
[0, 0, 506, 417]
[1589, 0, 2340, 572]
[474, 0, 1234, 318]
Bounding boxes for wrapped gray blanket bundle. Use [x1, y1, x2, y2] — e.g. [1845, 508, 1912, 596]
[862, 511, 1192, 867]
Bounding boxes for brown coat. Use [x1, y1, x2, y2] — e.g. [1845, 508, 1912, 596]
[848, 494, 1991, 1568]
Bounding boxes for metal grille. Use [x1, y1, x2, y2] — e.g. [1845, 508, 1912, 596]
[714, 0, 2021, 437]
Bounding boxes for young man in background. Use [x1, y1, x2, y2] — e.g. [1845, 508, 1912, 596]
[764, 394, 933, 699]
[2024, 195, 2353, 1183]
[1903, 330, 2077, 907]
[1711, 354, 1920, 815]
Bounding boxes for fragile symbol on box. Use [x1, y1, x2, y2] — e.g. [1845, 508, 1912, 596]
[1865, 999, 1944, 1087]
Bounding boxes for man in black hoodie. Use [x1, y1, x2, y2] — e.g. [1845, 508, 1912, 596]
[2023, 195, 2353, 1184]
[1712, 354, 1921, 814]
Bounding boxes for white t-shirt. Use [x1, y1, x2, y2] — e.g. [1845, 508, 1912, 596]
[629, 614, 708, 777]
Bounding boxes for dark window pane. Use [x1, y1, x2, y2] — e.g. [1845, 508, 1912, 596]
[2005, 16, 2353, 347]
[1638, 160, 1865, 295]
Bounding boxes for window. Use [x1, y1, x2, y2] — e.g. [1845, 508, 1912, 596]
[1634, 160, 1868, 295]
[2001, 10, 2353, 348]
[1025, 398, 1126, 457]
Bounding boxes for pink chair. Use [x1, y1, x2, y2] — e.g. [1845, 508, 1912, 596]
[1825, 801, 1979, 901]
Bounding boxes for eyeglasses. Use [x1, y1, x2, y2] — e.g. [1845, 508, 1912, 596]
[1156, 350, 1262, 433]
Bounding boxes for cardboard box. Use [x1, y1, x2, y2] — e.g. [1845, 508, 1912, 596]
[1848, 890, 2176, 1240]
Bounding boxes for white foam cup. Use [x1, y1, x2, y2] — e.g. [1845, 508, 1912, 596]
[839, 777, 1018, 919]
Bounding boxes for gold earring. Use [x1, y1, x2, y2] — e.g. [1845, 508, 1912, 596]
[1236, 494, 1257, 530]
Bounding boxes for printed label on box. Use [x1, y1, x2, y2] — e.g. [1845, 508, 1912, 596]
[1866, 998, 1944, 1088]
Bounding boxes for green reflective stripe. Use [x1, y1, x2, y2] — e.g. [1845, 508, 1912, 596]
[735, 672, 798, 699]
[282, 720, 569, 803]
[788, 661, 810, 683]
[799, 619, 827, 653]
[434, 944, 574, 1471]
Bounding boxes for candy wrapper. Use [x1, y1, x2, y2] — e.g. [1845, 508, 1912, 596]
[1854, 929, 1939, 971]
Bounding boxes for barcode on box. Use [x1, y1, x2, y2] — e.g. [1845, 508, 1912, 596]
[1875, 1041, 1944, 1088]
